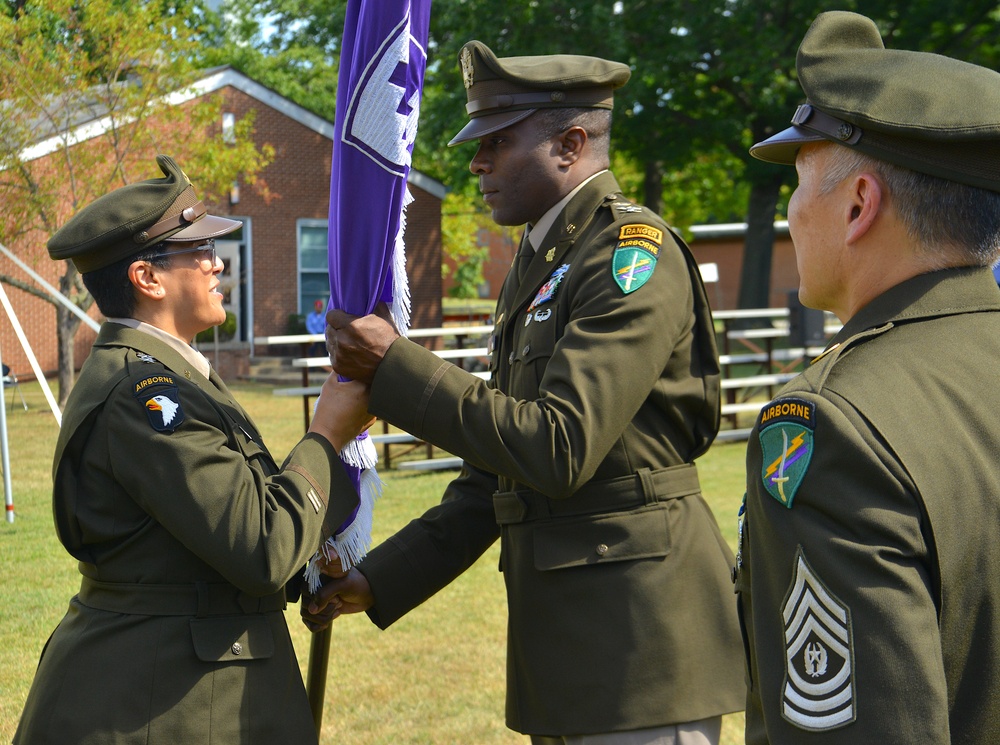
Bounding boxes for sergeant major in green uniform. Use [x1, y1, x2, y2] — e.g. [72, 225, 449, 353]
[735, 11, 1000, 744]
[14, 155, 373, 744]
[309, 42, 745, 744]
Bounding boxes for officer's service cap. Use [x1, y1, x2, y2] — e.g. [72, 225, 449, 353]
[448, 41, 631, 146]
[751, 11, 1000, 192]
[48, 155, 241, 273]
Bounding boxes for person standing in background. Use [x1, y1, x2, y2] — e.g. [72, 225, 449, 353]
[306, 298, 328, 356]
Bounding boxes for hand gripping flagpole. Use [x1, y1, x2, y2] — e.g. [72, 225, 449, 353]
[304, 0, 431, 733]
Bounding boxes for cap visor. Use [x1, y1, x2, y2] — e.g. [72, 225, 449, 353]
[166, 214, 242, 242]
[750, 125, 828, 164]
[448, 109, 536, 146]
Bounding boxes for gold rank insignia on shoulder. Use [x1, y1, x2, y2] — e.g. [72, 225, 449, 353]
[758, 397, 815, 508]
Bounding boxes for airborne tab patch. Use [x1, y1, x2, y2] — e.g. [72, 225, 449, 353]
[781, 548, 855, 732]
[759, 398, 815, 508]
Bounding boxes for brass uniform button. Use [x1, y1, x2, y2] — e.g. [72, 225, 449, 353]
[596, 544, 608, 556]
[231, 642, 243, 656]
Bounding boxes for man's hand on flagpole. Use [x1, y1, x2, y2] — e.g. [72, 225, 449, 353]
[325, 304, 400, 384]
[307, 376, 375, 450]
[300, 568, 376, 632]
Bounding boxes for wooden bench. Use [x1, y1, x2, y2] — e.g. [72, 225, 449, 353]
[256, 326, 493, 468]
[257, 311, 834, 456]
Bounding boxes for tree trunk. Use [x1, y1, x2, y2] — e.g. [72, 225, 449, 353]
[737, 174, 784, 312]
[643, 159, 663, 215]
[56, 269, 82, 409]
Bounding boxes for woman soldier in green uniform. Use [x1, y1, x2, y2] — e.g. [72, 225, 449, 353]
[14, 155, 372, 744]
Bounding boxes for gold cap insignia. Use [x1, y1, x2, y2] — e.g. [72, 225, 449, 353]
[461, 47, 475, 89]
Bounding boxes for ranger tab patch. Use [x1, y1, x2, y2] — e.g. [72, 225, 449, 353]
[759, 398, 815, 508]
[134, 375, 185, 433]
[781, 548, 855, 732]
[612, 224, 661, 294]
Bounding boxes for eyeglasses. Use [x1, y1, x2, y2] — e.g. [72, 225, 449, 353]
[160, 240, 217, 266]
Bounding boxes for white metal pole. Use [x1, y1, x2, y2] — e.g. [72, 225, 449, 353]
[0, 242, 99, 332]
[0, 341, 12, 523]
[0, 281, 61, 426]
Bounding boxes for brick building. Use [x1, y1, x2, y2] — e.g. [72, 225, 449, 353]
[442, 219, 800, 312]
[1, 66, 445, 382]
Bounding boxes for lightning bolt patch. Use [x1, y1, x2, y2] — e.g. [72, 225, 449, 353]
[758, 397, 816, 508]
[612, 227, 659, 294]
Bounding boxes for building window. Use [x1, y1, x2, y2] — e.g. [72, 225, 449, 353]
[222, 112, 236, 144]
[298, 219, 329, 314]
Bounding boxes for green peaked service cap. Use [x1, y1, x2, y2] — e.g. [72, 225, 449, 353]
[449, 40, 631, 146]
[751, 11, 1000, 192]
[48, 155, 241, 273]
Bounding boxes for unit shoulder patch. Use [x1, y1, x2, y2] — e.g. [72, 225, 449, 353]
[759, 397, 815, 508]
[134, 374, 185, 433]
[612, 224, 662, 294]
[781, 547, 856, 732]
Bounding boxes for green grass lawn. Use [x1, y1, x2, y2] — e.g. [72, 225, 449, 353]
[0, 379, 748, 744]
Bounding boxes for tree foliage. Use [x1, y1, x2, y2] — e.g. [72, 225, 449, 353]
[0, 0, 272, 403]
[214, 0, 1000, 309]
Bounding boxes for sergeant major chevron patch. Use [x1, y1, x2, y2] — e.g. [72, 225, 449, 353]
[781, 548, 855, 732]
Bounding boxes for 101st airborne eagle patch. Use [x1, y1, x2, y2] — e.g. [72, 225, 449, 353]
[759, 397, 815, 508]
[612, 224, 662, 294]
[134, 375, 185, 433]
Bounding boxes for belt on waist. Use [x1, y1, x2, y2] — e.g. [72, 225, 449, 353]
[493, 463, 700, 525]
[78, 577, 287, 617]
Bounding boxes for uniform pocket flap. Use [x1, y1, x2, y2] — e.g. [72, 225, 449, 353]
[190, 615, 274, 662]
[533, 504, 671, 571]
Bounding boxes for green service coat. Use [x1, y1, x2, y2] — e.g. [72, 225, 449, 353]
[736, 267, 1000, 744]
[359, 172, 745, 736]
[15, 323, 357, 745]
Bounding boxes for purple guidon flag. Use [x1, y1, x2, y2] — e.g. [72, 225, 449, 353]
[305, 0, 431, 590]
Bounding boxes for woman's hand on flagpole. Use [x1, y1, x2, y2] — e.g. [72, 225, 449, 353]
[325, 305, 400, 384]
[307, 376, 375, 450]
[300, 568, 376, 632]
